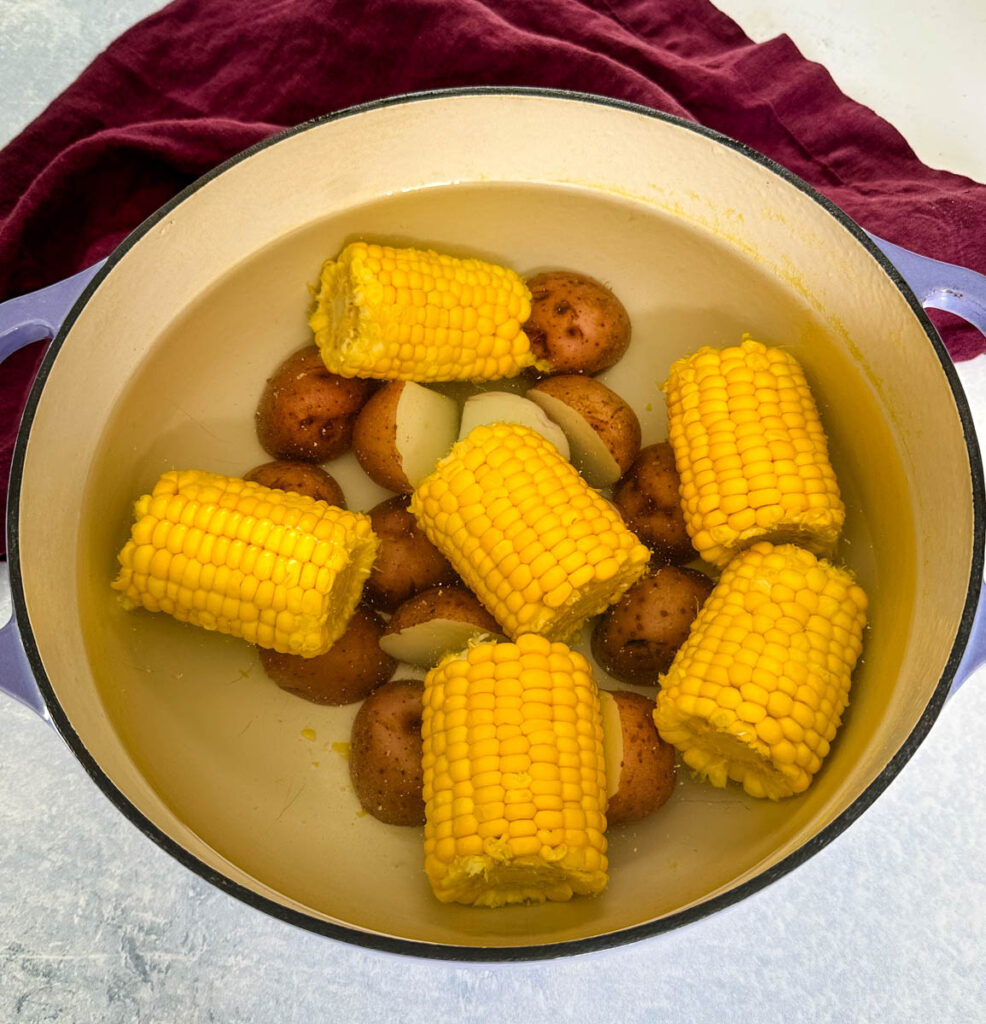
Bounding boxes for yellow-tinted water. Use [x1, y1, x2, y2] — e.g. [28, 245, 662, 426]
[77, 180, 916, 944]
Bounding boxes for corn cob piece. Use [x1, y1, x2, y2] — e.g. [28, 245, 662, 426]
[112, 469, 378, 657]
[409, 422, 651, 641]
[663, 336, 845, 568]
[309, 242, 542, 382]
[653, 542, 867, 799]
[422, 633, 608, 907]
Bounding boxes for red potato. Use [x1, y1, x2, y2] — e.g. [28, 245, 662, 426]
[364, 496, 458, 612]
[352, 380, 459, 493]
[255, 346, 374, 463]
[243, 460, 346, 506]
[349, 679, 426, 826]
[379, 585, 503, 667]
[458, 391, 570, 458]
[613, 443, 694, 564]
[527, 375, 641, 487]
[524, 271, 631, 376]
[599, 690, 676, 826]
[259, 605, 395, 705]
[591, 566, 714, 684]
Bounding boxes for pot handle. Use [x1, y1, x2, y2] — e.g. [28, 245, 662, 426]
[1, 262, 105, 720]
[951, 582, 986, 694]
[866, 233, 986, 335]
[0, 260, 106, 361]
[868, 233, 986, 696]
[0, 562, 49, 720]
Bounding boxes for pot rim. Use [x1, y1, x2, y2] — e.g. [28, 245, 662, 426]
[7, 85, 984, 962]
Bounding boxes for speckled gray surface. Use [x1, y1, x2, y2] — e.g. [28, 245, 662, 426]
[2, 2, 986, 1021]
[2, 677, 985, 1022]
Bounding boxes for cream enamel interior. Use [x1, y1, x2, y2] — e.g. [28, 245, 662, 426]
[15, 94, 975, 950]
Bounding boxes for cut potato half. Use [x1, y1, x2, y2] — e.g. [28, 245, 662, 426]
[397, 381, 461, 486]
[353, 381, 459, 492]
[599, 689, 677, 825]
[458, 391, 570, 459]
[598, 689, 624, 801]
[379, 585, 504, 667]
[380, 618, 501, 667]
[528, 376, 641, 487]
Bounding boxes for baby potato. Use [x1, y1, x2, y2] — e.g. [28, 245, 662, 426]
[524, 271, 631, 376]
[349, 679, 425, 826]
[379, 584, 503, 667]
[364, 495, 458, 612]
[352, 380, 459, 493]
[613, 442, 694, 564]
[243, 460, 346, 506]
[255, 346, 374, 463]
[259, 605, 396, 705]
[591, 566, 714, 684]
[528, 375, 641, 487]
[599, 690, 676, 826]
[458, 391, 570, 459]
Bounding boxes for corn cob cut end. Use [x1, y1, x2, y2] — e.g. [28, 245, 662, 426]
[308, 253, 362, 374]
[309, 241, 541, 382]
[112, 469, 378, 657]
[664, 336, 846, 568]
[716, 520, 839, 569]
[654, 700, 801, 800]
[694, 519, 843, 574]
[410, 422, 651, 643]
[428, 843, 608, 909]
[653, 542, 867, 800]
[422, 634, 609, 907]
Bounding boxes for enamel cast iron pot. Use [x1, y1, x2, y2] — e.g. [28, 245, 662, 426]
[1, 90, 985, 961]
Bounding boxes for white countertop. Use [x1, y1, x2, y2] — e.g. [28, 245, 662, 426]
[2, 2, 985, 1020]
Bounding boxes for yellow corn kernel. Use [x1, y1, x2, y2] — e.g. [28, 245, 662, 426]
[422, 634, 608, 907]
[308, 242, 543, 382]
[663, 336, 845, 567]
[410, 423, 650, 641]
[111, 469, 377, 656]
[653, 542, 866, 799]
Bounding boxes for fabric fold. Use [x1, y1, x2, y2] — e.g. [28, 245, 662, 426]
[2, 0, 984, 553]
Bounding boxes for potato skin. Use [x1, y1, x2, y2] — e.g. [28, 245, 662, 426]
[349, 679, 425, 826]
[591, 566, 714, 684]
[244, 460, 346, 507]
[613, 443, 694, 564]
[530, 374, 641, 478]
[606, 690, 675, 826]
[524, 271, 631, 376]
[255, 346, 373, 463]
[383, 584, 500, 637]
[364, 496, 457, 612]
[352, 381, 411, 493]
[259, 605, 396, 705]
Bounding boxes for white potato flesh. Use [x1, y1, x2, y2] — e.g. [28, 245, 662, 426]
[396, 383, 460, 486]
[457, 391, 571, 460]
[598, 690, 624, 800]
[527, 389, 622, 487]
[379, 619, 502, 668]
[387, 663, 428, 682]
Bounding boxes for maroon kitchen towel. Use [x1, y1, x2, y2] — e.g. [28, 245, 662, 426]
[2, 0, 985, 555]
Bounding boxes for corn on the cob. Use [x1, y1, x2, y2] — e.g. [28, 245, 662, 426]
[663, 336, 845, 567]
[422, 633, 608, 907]
[112, 469, 378, 657]
[409, 422, 651, 641]
[309, 242, 542, 382]
[653, 542, 867, 799]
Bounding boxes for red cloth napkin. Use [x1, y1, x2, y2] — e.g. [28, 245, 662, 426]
[2, 0, 985, 555]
